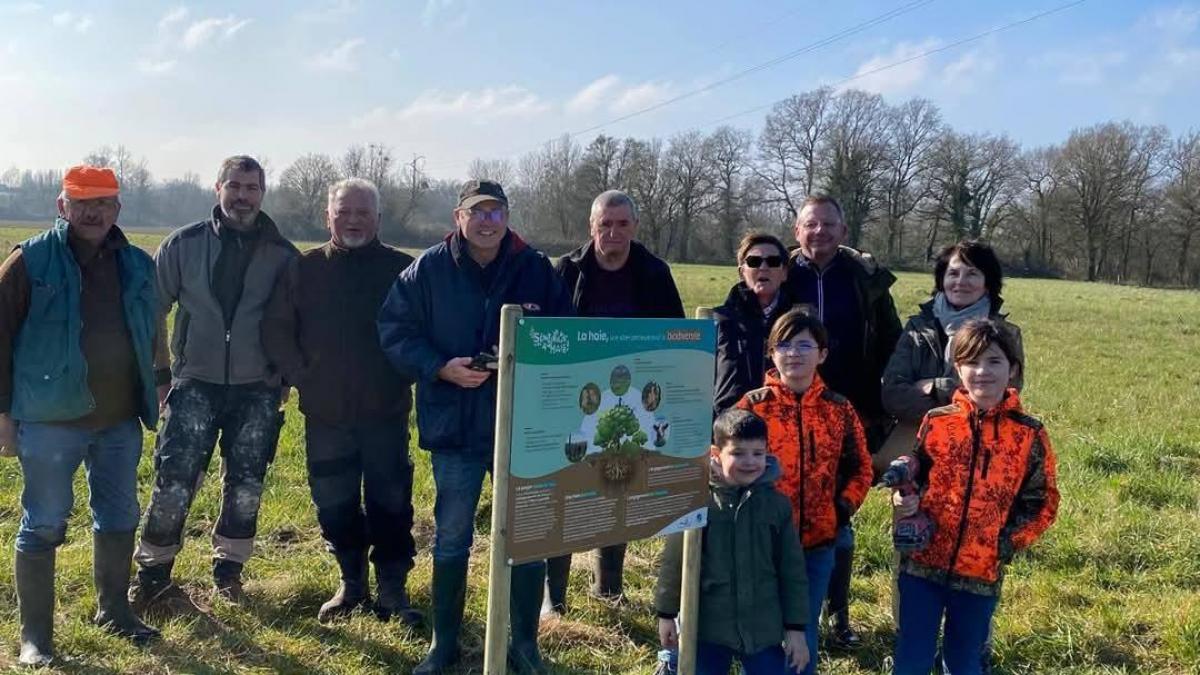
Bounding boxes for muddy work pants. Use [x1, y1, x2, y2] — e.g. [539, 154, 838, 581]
[135, 380, 283, 568]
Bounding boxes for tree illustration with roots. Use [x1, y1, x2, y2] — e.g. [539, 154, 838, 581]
[593, 403, 648, 482]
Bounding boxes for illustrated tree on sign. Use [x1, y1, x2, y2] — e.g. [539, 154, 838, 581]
[593, 403, 647, 482]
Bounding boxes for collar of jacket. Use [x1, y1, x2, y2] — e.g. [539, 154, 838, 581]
[950, 386, 1023, 420]
[789, 245, 896, 291]
[917, 295, 1006, 321]
[207, 205, 288, 245]
[326, 237, 385, 257]
[762, 368, 830, 407]
[565, 239, 653, 271]
[709, 454, 782, 504]
[445, 228, 528, 268]
[724, 281, 793, 319]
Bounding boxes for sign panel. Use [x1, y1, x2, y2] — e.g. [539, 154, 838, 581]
[505, 317, 715, 564]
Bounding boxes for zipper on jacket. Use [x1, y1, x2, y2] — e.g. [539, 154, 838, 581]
[224, 329, 232, 384]
[808, 429, 816, 463]
[947, 412, 984, 578]
[815, 268, 825, 321]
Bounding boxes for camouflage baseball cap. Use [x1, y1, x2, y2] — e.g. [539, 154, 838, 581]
[457, 179, 508, 209]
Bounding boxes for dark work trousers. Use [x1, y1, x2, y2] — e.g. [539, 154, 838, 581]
[304, 418, 417, 568]
[135, 380, 283, 568]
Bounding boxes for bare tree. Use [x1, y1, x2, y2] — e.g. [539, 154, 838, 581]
[466, 158, 515, 186]
[928, 132, 1021, 244]
[821, 89, 890, 247]
[879, 98, 941, 259]
[1166, 131, 1200, 285]
[622, 138, 669, 254]
[277, 153, 339, 236]
[575, 135, 628, 199]
[663, 130, 714, 261]
[755, 87, 834, 219]
[705, 126, 754, 258]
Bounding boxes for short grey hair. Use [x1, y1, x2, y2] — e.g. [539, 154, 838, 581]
[589, 189, 638, 223]
[328, 177, 381, 214]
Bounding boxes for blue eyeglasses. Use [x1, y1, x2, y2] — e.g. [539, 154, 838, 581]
[774, 339, 818, 355]
[467, 207, 507, 223]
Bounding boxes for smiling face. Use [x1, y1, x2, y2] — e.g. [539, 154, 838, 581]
[943, 254, 988, 309]
[454, 199, 509, 257]
[58, 195, 120, 244]
[770, 328, 828, 392]
[955, 342, 1016, 410]
[712, 437, 768, 487]
[327, 187, 380, 249]
[216, 167, 264, 228]
[591, 203, 638, 260]
[794, 201, 846, 267]
[739, 243, 787, 304]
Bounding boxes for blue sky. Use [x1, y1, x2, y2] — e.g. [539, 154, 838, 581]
[1, 0, 1197, 182]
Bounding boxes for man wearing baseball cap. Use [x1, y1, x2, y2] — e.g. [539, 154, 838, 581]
[378, 179, 573, 674]
[0, 165, 167, 665]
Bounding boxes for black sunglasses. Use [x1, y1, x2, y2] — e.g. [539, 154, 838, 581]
[743, 255, 784, 269]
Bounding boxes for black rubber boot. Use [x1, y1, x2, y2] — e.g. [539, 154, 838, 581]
[827, 543, 862, 650]
[413, 558, 468, 675]
[374, 559, 423, 625]
[16, 548, 55, 667]
[508, 562, 547, 674]
[543, 554, 570, 616]
[213, 559, 245, 602]
[92, 531, 160, 644]
[590, 543, 626, 601]
[128, 559, 175, 613]
[318, 549, 370, 623]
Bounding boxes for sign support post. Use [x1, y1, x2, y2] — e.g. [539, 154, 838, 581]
[677, 306, 713, 675]
[483, 304, 523, 675]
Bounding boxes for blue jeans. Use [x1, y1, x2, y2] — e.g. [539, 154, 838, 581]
[802, 545, 836, 675]
[16, 419, 143, 552]
[695, 641, 789, 675]
[894, 572, 999, 675]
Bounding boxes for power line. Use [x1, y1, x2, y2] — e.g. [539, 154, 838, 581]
[423, 0, 936, 172]
[704, 0, 1090, 128]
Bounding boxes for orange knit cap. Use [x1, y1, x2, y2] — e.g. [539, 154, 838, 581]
[62, 165, 120, 200]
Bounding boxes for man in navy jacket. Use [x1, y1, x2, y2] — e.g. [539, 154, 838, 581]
[378, 180, 572, 675]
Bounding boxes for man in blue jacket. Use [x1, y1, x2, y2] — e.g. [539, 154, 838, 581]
[0, 166, 165, 665]
[378, 179, 573, 675]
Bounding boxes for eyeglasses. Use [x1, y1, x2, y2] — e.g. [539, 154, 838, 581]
[774, 339, 819, 355]
[466, 207, 507, 224]
[743, 255, 784, 269]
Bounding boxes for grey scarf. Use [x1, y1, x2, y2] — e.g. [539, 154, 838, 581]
[932, 292, 991, 366]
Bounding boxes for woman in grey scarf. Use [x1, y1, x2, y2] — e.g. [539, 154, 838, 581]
[878, 241, 1024, 465]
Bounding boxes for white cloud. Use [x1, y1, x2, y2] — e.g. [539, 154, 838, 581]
[941, 48, 997, 90]
[1035, 50, 1127, 86]
[353, 86, 550, 127]
[51, 10, 92, 33]
[182, 15, 252, 51]
[610, 81, 674, 114]
[845, 39, 940, 95]
[138, 58, 177, 75]
[309, 38, 365, 72]
[566, 75, 621, 113]
[157, 6, 188, 32]
[1144, 4, 1200, 38]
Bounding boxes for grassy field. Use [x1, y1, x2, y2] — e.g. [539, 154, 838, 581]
[0, 222, 1197, 673]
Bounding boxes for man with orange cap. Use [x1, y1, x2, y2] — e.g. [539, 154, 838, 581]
[0, 165, 167, 665]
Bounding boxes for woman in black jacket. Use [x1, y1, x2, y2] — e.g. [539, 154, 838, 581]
[712, 232, 795, 414]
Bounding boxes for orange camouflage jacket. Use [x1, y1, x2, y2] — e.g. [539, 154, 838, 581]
[737, 371, 873, 549]
[901, 388, 1060, 596]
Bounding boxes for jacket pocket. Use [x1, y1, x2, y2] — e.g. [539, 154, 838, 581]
[416, 379, 462, 449]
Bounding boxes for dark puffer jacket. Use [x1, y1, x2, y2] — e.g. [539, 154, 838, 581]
[377, 230, 573, 454]
[554, 240, 684, 319]
[712, 282, 796, 415]
[655, 456, 808, 656]
[881, 298, 1024, 425]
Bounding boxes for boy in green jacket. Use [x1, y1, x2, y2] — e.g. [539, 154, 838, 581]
[655, 409, 810, 674]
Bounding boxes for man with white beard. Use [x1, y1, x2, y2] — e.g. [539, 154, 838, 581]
[262, 178, 420, 624]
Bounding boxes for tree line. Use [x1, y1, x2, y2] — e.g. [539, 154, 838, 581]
[2, 87, 1197, 287]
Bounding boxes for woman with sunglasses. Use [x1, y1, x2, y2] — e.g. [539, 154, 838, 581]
[713, 232, 795, 414]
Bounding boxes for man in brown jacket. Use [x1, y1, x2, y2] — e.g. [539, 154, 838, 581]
[262, 178, 420, 624]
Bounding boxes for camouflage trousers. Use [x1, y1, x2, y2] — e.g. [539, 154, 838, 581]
[135, 379, 283, 568]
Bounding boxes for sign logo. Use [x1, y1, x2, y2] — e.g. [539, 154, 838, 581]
[530, 328, 569, 355]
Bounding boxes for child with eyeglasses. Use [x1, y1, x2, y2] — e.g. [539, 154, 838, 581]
[736, 308, 873, 675]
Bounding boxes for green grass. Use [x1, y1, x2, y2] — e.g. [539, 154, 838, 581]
[0, 223, 1198, 672]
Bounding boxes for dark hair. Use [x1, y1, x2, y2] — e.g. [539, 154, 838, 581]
[736, 231, 788, 264]
[933, 240, 1004, 305]
[216, 155, 266, 190]
[766, 306, 828, 353]
[800, 194, 844, 221]
[951, 318, 1023, 376]
[713, 408, 768, 447]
